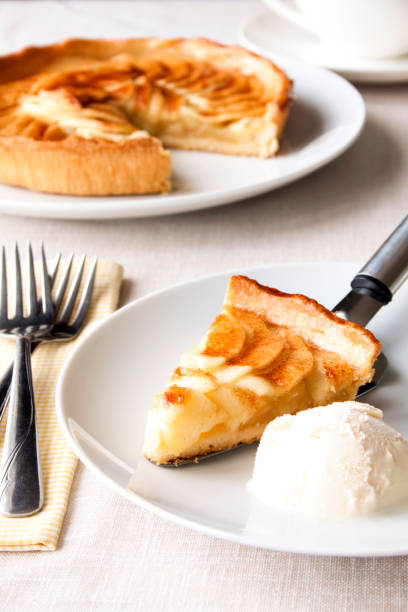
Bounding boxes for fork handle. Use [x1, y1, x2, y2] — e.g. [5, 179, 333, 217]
[0, 336, 43, 516]
[0, 340, 39, 423]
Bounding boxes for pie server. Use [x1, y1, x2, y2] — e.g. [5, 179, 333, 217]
[159, 214, 408, 466]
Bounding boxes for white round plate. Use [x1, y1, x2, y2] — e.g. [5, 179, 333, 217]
[0, 56, 364, 220]
[57, 262, 408, 557]
[240, 11, 408, 83]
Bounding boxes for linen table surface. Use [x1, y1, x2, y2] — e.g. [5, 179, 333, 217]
[0, 1, 407, 611]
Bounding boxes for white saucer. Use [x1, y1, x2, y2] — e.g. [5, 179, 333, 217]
[240, 11, 408, 83]
[57, 262, 408, 556]
[0, 55, 364, 219]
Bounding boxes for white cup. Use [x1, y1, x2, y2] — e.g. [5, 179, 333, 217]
[263, 0, 408, 59]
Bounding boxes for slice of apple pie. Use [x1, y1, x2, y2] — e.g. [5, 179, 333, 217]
[143, 275, 381, 465]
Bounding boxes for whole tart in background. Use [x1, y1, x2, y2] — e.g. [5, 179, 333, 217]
[0, 38, 292, 196]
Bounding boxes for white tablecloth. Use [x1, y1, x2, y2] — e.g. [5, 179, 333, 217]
[1, 2, 408, 610]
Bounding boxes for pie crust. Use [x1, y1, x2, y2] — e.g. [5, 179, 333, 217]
[143, 275, 381, 465]
[0, 38, 292, 195]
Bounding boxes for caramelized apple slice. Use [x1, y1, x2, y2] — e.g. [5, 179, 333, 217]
[201, 313, 245, 359]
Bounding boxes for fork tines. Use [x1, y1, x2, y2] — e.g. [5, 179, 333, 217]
[0, 243, 54, 325]
[54, 254, 98, 328]
[0, 245, 98, 329]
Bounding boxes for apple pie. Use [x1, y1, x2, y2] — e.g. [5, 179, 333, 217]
[143, 275, 381, 465]
[0, 38, 292, 195]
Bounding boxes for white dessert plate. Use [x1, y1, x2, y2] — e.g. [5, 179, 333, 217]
[57, 262, 408, 557]
[240, 11, 408, 84]
[0, 56, 364, 220]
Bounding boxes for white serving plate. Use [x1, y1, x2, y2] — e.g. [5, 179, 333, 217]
[57, 262, 408, 556]
[240, 11, 408, 83]
[0, 56, 364, 219]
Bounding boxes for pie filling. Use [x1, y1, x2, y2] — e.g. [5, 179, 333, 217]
[3, 57, 284, 156]
[20, 90, 150, 142]
[143, 305, 366, 464]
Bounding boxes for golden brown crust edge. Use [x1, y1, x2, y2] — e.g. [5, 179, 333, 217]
[224, 275, 381, 377]
[0, 135, 171, 195]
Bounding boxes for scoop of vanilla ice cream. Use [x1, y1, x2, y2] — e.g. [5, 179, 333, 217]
[247, 402, 408, 518]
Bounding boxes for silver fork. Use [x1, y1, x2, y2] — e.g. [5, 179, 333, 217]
[0, 253, 98, 422]
[0, 247, 98, 516]
[0, 244, 54, 516]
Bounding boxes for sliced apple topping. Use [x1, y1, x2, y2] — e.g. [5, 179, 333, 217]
[201, 312, 246, 359]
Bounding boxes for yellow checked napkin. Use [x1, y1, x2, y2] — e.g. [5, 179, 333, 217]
[0, 259, 123, 551]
